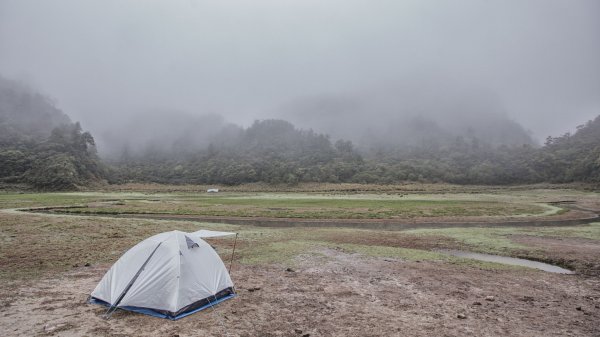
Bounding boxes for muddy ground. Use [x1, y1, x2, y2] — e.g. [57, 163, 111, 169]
[1, 249, 599, 337]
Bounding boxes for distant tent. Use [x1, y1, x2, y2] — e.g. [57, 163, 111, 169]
[89, 230, 237, 320]
[207, 188, 219, 193]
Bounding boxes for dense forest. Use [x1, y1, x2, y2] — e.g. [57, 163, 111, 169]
[1, 76, 599, 190]
[109, 117, 600, 186]
[0, 77, 103, 189]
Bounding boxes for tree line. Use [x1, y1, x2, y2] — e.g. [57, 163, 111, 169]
[107, 116, 600, 186]
[1, 75, 599, 190]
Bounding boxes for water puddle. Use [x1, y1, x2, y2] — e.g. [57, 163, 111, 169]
[439, 250, 574, 274]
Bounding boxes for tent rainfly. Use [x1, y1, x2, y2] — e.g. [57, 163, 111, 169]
[89, 229, 237, 320]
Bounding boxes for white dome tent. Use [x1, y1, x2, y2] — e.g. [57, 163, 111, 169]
[89, 229, 238, 320]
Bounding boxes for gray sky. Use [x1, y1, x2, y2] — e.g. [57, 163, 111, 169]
[0, 0, 598, 143]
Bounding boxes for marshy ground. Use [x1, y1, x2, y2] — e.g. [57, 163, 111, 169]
[0, 184, 599, 336]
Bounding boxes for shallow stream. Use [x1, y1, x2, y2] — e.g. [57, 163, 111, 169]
[439, 250, 574, 274]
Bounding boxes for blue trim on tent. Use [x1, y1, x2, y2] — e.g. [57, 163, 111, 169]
[89, 293, 236, 320]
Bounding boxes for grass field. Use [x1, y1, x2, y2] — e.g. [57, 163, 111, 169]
[0, 186, 598, 279]
[9, 191, 558, 219]
[0, 185, 599, 336]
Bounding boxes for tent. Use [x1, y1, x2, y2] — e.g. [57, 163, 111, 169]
[89, 229, 237, 320]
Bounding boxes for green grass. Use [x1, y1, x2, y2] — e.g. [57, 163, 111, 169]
[1, 208, 536, 282]
[239, 240, 322, 265]
[517, 223, 600, 240]
[37, 192, 548, 219]
[335, 243, 448, 260]
[406, 223, 600, 255]
[237, 238, 524, 271]
[333, 243, 525, 270]
[406, 227, 528, 254]
[0, 193, 104, 209]
[1, 188, 598, 281]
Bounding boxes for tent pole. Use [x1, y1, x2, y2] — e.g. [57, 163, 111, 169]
[104, 241, 163, 319]
[228, 233, 238, 274]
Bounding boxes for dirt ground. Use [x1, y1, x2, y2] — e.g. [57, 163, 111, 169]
[1, 188, 600, 336]
[1, 249, 599, 337]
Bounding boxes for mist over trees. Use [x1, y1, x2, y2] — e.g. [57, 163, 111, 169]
[278, 84, 536, 153]
[97, 111, 238, 158]
[1, 75, 599, 190]
[0, 77, 103, 189]
[108, 119, 361, 185]
[104, 114, 600, 186]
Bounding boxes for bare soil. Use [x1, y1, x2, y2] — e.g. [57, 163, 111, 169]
[1, 250, 599, 337]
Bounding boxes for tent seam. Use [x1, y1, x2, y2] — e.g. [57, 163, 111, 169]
[175, 232, 181, 312]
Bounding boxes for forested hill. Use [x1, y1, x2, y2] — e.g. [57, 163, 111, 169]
[109, 116, 600, 186]
[108, 119, 363, 185]
[1, 75, 599, 190]
[0, 77, 103, 189]
[541, 117, 600, 183]
[110, 118, 600, 184]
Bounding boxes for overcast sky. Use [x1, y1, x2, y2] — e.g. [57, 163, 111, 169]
[0, 0, 598, 141]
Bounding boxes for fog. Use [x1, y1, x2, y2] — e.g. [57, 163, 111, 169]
[0, 0, 598, 155]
